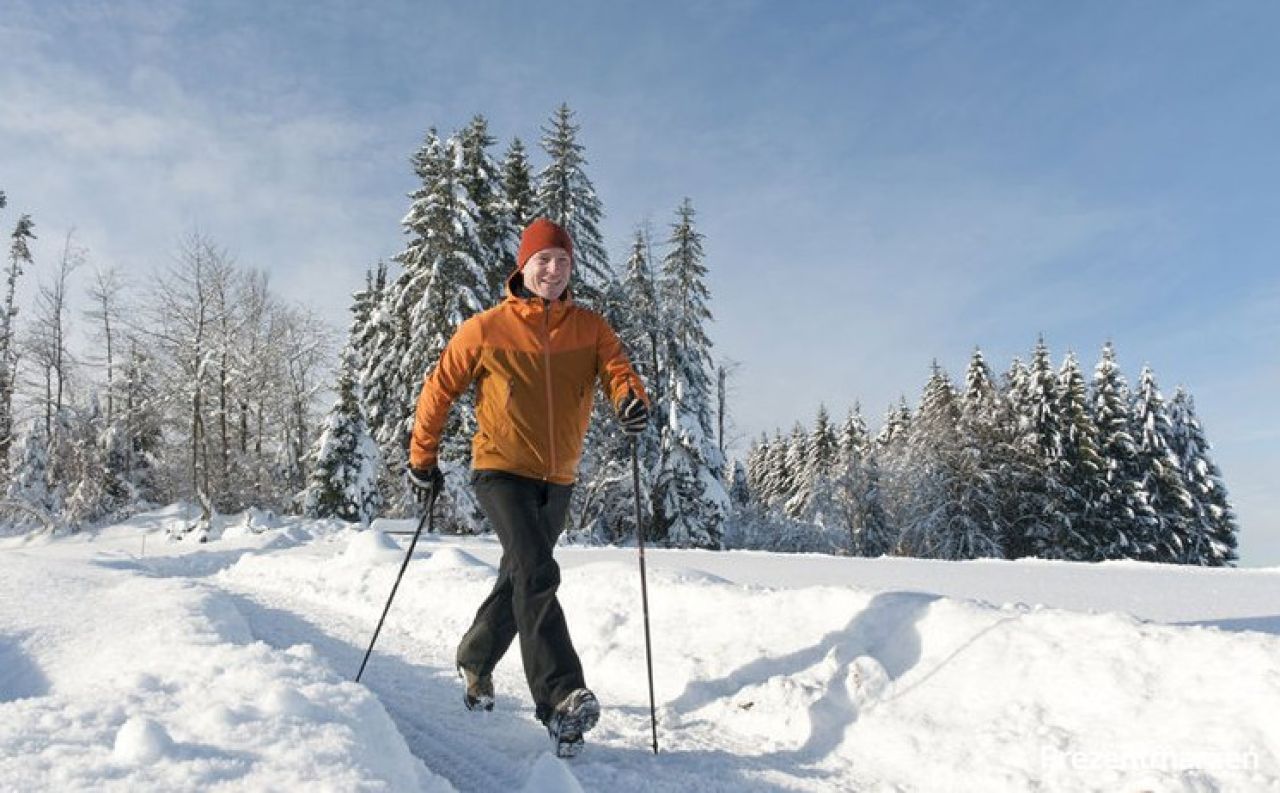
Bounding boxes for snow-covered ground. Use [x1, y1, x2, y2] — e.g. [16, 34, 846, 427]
[2, 506, 1277, 792]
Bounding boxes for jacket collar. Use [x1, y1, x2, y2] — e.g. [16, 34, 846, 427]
[504, 267, 573, 317]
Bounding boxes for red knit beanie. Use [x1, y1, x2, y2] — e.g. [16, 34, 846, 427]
[517, 218, 573, 268]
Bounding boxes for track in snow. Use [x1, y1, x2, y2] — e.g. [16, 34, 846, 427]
[213, 576, 857, 792]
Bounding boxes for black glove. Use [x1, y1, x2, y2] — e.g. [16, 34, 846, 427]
[617, 392, 649, 436]
[407, 465, 444, 503]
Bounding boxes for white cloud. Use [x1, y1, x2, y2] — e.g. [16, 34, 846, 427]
[0, 35, 400, 329]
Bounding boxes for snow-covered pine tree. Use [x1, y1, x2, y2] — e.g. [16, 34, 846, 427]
[781, 422, 809, 519]
[459, 115, 518, 305]
[569, 270, 639, 543]
[501, 137, 536, 234]
[958, 349, 1006, 521]
[1090, 342, 1157, 560]
[349, 263, 386, 370]
[945, 348, 1006, 559]
[1168, 387, 1238, 565]
[6, 420, 53, 524]
[831, 403, 894, 556]
[1132, 365, 1196, 563]
[653, 199, 728, 548]
[873, 398, 912, 535]
[759, 429, 790, 509]
[356, 263, 401, 509]
[619, 229, 663, 407]
[899, 363, 998, 560]
[571, 229, 665, 544]
[533, 104, 610, 308]
[993, 356, 1035, 557]
[64, 397, 130, 529]
[1048, 352, 1105, 560]
[837, 404, 868, 464]
[302, 344, 381, 525]
[378, 127, 487, 527]
[745, 433, 769, 497]
[1, 213, 35, 482]
[1014, 337, 1076, 559]
[788, 404, 838, 522]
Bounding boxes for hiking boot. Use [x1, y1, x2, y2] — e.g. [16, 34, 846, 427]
[546, 688, 600, 758]
[459, 666, 494, 712]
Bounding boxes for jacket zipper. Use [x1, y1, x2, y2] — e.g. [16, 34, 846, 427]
[542, 301, 555, 480]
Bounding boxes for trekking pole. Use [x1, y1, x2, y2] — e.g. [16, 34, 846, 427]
[631, 439, 659, 754]
[355, 488, 438, 683]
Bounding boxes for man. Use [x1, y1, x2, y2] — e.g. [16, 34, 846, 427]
[407, 217, 649, 757]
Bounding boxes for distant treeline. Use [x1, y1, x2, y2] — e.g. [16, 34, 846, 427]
[732, 340, 1238, 566]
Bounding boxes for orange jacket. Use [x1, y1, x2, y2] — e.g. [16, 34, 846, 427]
[409, 274, 648, 485]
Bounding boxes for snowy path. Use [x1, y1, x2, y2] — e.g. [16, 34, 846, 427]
[210, 549, 858, 792]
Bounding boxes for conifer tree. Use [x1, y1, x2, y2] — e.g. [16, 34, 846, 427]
[759, 429, 790, 509]
[573, 228, 663, 543]
[746, 433, 770, 497]
[570, 269, 644, 543]
[375, 128, 486, 525]
[1132, 365, 1196, 562]
[619, 229, 663, 405]
[873, 398, 912, 534]
[501, 137, 537, 234]
[949, 348, 1007, 559]
[1048, 352, 1105, 560]
[838, 404, 869, 464]
[653, 200, 727, 548]
[1015, 337, 1072, 558]
[534, 104, 610, 306]
[6, 421, 52, 519]
[789, 404, 838, 522]
[459, 115, 518, 304]
[303, 346, 381, 524]
[355, 264, 401, 511]
[832, 404, 893, 556]
[64, 398, 130, 529]
[1091, 342, 1157, 559]
[899, 363, 1000, 559]
[1, 214, 35, 481]
[781, 422, 809, 517]
[1168, 388, 1238, 565]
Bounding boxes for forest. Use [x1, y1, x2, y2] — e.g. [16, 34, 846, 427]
[0, 106, 1238, 565]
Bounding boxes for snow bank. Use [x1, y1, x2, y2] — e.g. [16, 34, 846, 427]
[7, 513, 1280, 792]
[0, 550, 453, 792]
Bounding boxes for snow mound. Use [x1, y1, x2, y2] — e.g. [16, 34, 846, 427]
[112, 716, 175, 765]
[222, 507, 284, 538]
[0, 551, 448, 791]
[520, 752, 584, 792]
[418, 547, 491, 573]
[341, 530, 403, 566]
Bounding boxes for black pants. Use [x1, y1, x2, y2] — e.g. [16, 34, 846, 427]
[456, 469, 584, 722]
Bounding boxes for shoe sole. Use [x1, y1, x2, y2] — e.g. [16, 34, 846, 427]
[550, 691, 600, 758]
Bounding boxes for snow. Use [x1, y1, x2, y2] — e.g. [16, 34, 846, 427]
[2, 507, 1278, 791]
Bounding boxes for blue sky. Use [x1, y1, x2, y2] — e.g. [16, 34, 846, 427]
[2, 1, 1277, 564]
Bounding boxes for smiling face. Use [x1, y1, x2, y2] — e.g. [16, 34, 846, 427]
[522, 247, 572, 300]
